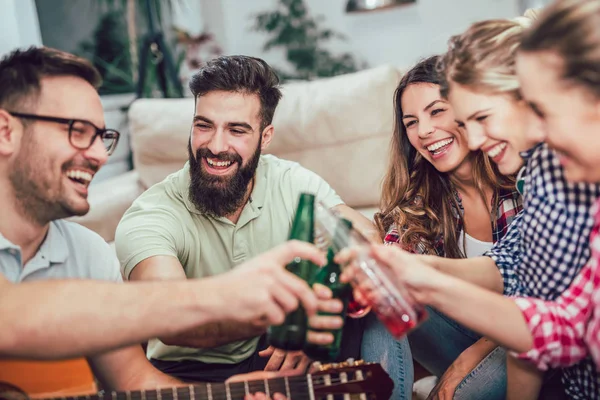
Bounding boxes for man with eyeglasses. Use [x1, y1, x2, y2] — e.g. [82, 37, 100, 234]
[0, 46, 340, 395]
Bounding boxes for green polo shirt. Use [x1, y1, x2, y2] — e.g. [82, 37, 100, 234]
[115, 155, 343, 364]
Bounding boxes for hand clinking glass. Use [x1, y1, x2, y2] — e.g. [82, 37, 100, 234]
[314, 202, 427, 338]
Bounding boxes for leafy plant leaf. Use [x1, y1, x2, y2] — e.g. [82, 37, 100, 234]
[252, 0, 366, 82]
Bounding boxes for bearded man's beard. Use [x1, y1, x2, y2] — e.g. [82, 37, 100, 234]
[188, 140, 261, 217]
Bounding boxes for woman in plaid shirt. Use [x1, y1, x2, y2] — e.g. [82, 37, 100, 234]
[360, 55, 522, 399]
[359, 1, 600, 398]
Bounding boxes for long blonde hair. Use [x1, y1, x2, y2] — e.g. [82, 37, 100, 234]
[375, 56, 514, 258]
[520, 0, 600, 99]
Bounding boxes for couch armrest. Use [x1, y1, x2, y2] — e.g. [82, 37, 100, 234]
[68, 170, 145, 243]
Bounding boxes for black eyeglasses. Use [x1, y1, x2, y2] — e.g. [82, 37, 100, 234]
[8, 112, 121, 156]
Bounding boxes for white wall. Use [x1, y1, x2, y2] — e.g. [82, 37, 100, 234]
[0, 0, 42, 56]
[205, 0, 520, 71]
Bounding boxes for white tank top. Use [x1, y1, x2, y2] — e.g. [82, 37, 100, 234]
[458, 230, 494, 258]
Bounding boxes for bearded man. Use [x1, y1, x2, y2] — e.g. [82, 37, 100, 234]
[116, 55, 374, 383]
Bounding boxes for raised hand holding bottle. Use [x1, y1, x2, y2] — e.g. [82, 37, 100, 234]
[267, 193, 318, 350]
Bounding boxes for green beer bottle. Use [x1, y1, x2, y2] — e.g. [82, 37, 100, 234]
[303, 218, 353, 362]
[268, 193, 318, 350]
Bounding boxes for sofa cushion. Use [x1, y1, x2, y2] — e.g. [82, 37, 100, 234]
[128, 98, 192, 189]
[268, 65, 400, 208]
[127, 65, 400, 209]
[270, 65, 399, 153]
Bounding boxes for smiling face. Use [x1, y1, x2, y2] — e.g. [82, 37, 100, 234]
[517, 50, 600, 183]
[188, 90, 273, 217]
[448, 83, 544, 175]
[401, 83, 470, 174]
[5, 75, 107, 222]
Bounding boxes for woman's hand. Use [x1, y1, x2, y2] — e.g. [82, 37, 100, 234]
[337, 244, 449, 306]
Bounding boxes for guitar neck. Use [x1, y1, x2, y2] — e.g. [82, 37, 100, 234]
[53, 376, 313, 400]
[1, 360, 391, 400]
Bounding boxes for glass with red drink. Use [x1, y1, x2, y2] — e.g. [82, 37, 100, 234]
[314, 201, 427, 338]
[346, 292, 372, 318]
[344, 241, 427, 338]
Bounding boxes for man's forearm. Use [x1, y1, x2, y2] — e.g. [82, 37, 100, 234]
[160, 321, 266, 348]
[88, 346, 183, 390]
[333, 204, 382, 244]
[458, 337, 498, 368]
[426, 276, 533, 353]
[424, 255, 504, 293]
[447, 338, 498, 380]
[0, 279, 223, 359]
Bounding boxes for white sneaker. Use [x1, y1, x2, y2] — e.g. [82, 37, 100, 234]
[412, 375, 438, 400]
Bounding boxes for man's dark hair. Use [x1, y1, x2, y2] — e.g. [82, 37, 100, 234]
[0, 46, 102, 112]
[189, 55, 282, 131]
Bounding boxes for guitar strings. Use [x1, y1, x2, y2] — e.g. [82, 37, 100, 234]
[139, 392, 313, 400]
[100, 375, 362, 400]
[120, 377, 357, 400]
[138, 383, 313, 400]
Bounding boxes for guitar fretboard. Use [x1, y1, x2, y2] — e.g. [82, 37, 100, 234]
[59, 376, 315, 400]
[1, 360, 389, 400]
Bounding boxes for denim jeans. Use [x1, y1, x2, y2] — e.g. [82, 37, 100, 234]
[361, 313, 414, 399]
[362, 307, 507, 400]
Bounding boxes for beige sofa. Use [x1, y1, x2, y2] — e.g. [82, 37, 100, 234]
[70, 64, 402, 243]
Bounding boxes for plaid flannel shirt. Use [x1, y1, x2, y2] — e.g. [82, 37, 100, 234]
[383, 187, 522, 256]
[513, 198, 600, 373]
[512, 198, 600, 369]
[485, 143, 600, 399]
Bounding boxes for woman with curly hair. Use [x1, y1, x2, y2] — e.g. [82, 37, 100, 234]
[361, 55, 522, 400]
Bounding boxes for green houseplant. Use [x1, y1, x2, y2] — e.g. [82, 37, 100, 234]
[253, 0, 367, 81]
[77, 0, 184, 97]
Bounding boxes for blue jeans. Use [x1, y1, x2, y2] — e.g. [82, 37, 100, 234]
[361, 313, 414, 399]
[362, 308, 507, 400]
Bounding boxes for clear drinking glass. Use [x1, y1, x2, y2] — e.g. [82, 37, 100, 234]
[314, 202, 427, 338]
[313, 202, 371, 318]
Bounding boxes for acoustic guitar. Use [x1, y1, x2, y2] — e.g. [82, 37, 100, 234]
[0, 359, 393, 400]
[0, 358, 95, 396]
